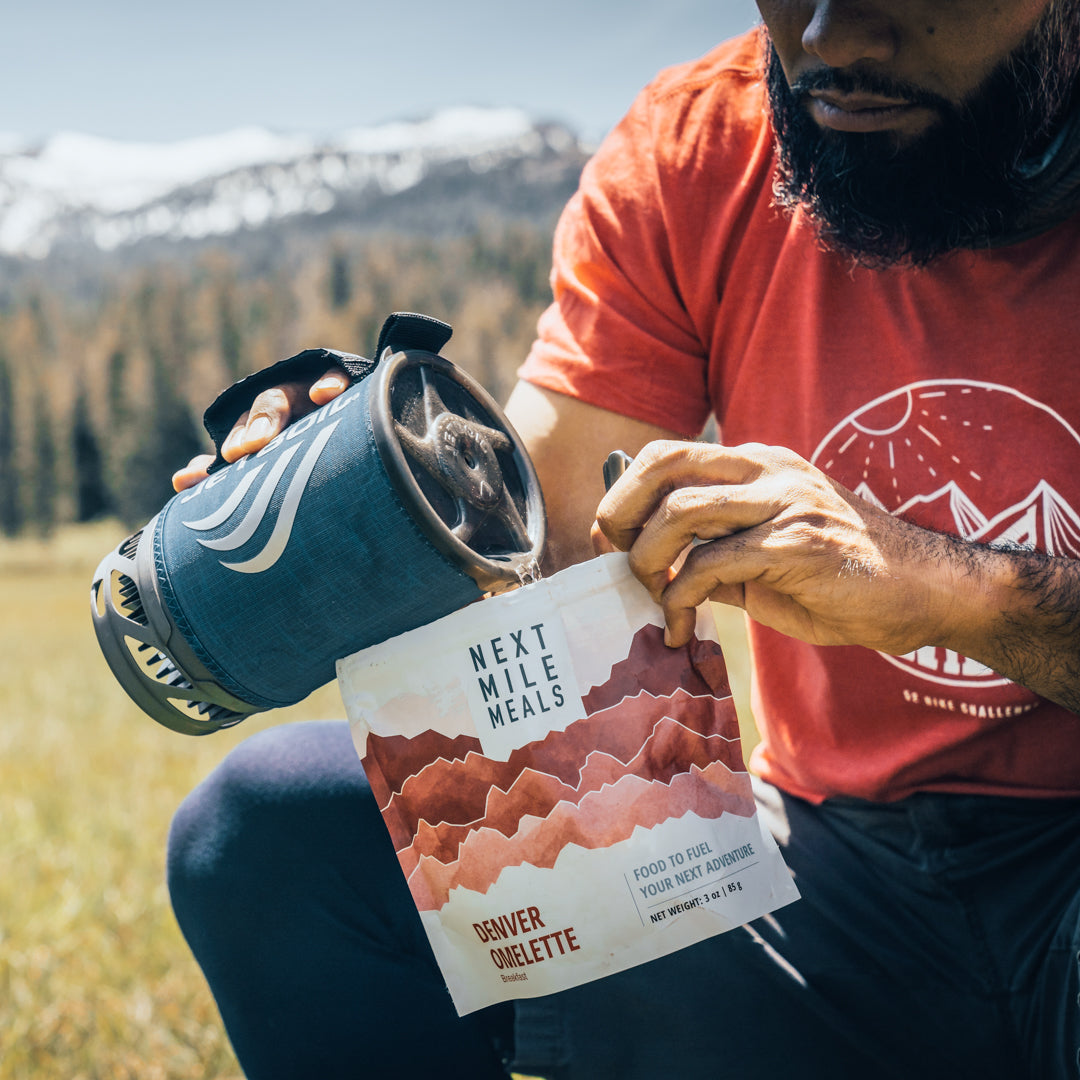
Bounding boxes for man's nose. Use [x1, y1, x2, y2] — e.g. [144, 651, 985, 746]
[801, 0, 899, 68]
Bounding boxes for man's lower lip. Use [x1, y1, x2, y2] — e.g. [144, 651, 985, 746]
[809, 98, 930, 133]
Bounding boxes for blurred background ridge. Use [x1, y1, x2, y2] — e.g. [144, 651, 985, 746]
[0, 108, 580, 261]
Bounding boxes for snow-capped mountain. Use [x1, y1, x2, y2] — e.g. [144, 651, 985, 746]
[0, 108, 586, 261]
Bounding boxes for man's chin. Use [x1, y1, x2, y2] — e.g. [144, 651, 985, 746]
[774, 153, 1009, 267]
[771, 131, 1010, 266]
[768, 69, 1027, 264]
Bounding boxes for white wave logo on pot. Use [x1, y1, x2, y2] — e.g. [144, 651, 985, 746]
[811, 380, 1080, 689]
[182, 419, 341, 574]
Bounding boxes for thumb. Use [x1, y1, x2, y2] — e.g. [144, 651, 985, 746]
[590, 520, 619, 555]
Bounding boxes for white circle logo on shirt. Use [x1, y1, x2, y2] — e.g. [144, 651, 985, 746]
[810, 380, 1080, 688]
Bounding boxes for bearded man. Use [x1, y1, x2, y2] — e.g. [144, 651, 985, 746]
[167, 3, 1080, 1077]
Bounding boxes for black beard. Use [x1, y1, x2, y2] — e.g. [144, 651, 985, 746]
[766, 5, 1080, 267]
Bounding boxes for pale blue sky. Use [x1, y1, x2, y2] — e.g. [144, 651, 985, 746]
[3, 1, 762, 144]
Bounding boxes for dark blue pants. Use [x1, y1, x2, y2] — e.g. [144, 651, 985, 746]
[167, 720, 1080, 1079]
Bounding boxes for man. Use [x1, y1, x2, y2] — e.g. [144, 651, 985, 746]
[168, 2, 1080, 1077]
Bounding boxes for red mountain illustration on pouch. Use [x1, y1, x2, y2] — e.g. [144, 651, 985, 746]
[377, 688, 741, 843]
[393, 702, 745, 863]
[407, 760, 755, 910]
[360, 621, 746, 911]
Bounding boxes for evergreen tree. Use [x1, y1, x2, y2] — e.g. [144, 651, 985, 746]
[106, 346, 129, 428]
[30, 387, 58, 537]
[119, 344, 205, 525]
[0, 350, 21, 535]
[217, 287, 244, 381]
[71, 380, 111, 521]
[329, 247, 353, 311]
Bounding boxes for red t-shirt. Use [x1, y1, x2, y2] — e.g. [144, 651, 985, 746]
[519, 30, 1080, 803]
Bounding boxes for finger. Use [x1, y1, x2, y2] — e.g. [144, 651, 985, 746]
[228, 383, 316, 459]
[659, 539, 747, 647]
[590, 520, 618, 555]
[172, 454, 216, 493]
[595, 440, 765, 552]
[659, 531, 808, 647]
[624, 479, 789, 604]
[220, 410, 251, 463]
[309, 366, 351, 406]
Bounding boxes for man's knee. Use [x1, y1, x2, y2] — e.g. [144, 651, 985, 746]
[166, 721, 370, 923]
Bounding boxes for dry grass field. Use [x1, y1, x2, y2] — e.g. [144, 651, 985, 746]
[0, 522, 754, 1079]
[0, 521, 344, 1079]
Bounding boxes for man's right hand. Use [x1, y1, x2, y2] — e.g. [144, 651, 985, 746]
[172, 367, 352, 492]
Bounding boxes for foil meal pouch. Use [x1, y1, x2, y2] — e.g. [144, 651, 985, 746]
[337, 552, 799, 1015]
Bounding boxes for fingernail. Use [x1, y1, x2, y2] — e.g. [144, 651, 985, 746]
[246, 417, 272, 444]
[221, 428, 243, 459]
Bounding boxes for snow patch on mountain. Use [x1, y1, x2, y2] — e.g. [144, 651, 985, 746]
[0, 107, 559, 259]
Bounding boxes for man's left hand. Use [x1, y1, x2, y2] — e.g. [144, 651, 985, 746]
[594, 439, 951, 651]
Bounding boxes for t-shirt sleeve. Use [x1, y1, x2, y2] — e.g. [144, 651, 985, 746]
[518, 87, 712, 439]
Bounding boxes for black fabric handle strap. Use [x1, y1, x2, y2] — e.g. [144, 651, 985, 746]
[201, 312, 452, 470]
[376, 311, 453, 359]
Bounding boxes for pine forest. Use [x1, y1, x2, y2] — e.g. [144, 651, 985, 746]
[0, 223, 556, 536]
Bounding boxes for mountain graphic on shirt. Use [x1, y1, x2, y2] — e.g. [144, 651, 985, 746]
[857, 478, 1080, 557]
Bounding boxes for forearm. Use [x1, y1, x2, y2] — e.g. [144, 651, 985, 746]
[504, 382, 685, 573]
[932, 536, 1080, 714]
